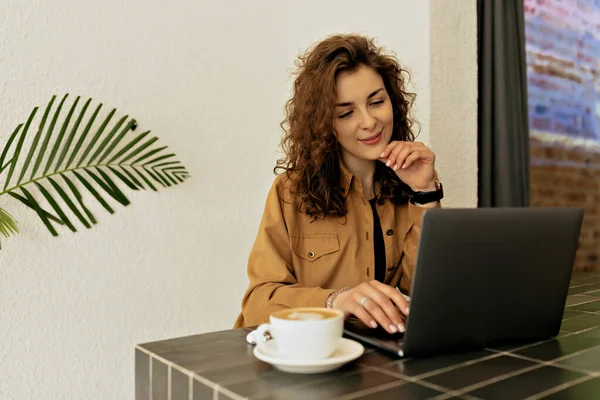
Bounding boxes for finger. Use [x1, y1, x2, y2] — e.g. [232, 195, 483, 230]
[349, 303, 378, 329]
[403, 150, 434, 169]
[392, 147, 413, 171]
[386, 142, 408, 168]
[373, 281, 410, 315]
[378, 141, 401, 161]
[359, 295, 399, 334]
[359, 286, 405, 332]
[367, 284, 408, 333]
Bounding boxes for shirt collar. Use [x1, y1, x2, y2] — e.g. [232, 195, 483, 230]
[339, 158, 354, 198]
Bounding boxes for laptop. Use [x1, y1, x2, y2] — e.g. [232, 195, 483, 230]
[343, 207, 584, 357]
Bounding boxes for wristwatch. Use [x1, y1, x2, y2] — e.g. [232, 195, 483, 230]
[409, 181, 443, 205]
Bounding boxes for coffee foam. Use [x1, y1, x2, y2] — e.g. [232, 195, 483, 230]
[287, 311, 326, 321]
[274, 308, 339, 321]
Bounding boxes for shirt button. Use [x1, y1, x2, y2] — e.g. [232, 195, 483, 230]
[308, 251, 315, 259]
[386, 229, 394, 236]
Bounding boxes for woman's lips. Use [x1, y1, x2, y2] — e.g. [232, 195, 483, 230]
[359, 132, 382, 145]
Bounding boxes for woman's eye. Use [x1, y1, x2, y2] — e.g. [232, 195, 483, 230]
[338, 111, 353, 119]
[371, 100, 384, 106]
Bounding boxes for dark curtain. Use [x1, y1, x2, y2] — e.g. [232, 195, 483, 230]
[478, 0, 530, 207]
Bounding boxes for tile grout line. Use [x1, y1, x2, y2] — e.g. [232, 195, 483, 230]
[451, 364, 546, 396]
[366, 365, 474, 397]
[334, 381, 407, 400]
[563, 310, 600, 319]
[189, 374, 193, 400]
[568, 282, 600, 289]
[560, 326, 600, 337]
[139, 346, 221, 393]
[485, 325, 600, 355]
[407, 353, 504, 381]
[214, 383, 248, 400]
[508, 341, 600, 364]
[373, 346, 599, 399]
[522, 375, 596, 400]
[566, 298, 600, 307]
[434, 392, 480, 400]
[168, 365, 172, 400]
[149, 356, 153, 400]
[500, 347, 600, 376]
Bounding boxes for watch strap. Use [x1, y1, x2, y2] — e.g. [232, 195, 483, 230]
[410, 181, 444, 205]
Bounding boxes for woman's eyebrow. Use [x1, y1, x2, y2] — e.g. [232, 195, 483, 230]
[335, 88, 384, 107]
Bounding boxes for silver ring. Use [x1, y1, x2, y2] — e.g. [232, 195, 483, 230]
[359, 296, 370, 307]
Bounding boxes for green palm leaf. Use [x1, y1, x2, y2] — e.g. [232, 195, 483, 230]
[0, 93, 190, 245]
[0, 207, 19, 249]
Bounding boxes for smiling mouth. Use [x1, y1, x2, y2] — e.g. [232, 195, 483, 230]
[359, 131, 383, 145]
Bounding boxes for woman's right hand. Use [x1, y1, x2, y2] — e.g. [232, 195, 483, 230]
[332, 280, 409, 334]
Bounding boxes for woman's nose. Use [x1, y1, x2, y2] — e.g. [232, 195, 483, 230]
[359, 110, 377, 130]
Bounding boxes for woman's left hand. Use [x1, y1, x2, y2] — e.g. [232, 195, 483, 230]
[378, 141, 436, 191]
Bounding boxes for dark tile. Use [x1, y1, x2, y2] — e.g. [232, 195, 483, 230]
[563, 309, 587, 320]
[513, 330, 600, 361]
[217, 391, 236, 400]
[570, 276, 600, 287]
[569, 283, 600, 296]
[571, 299, 600, 312]
[568, 283, 600, 296]
[141, 328, 250, 356]
[351, 381, 443, 399]
[584, 289, 600, 297]
[423, 355, 535, 390]
[201, 361, 276, 385]
[566, 295, 598, 307]
[263, 369, 402, 400]
[223, 364, 364, 398]
[151, 358, 168, 400]
[544, 377, 600, 399]
[563, 326, 600, 340]
[383, 350, 494, 378]
[144, 334, 255, 368]
[135, 349, 150, 400]
[170, 368, 190, 400]
[556, 345, 600, 372]
[466, 365, 585, 399]
[486, 339, 549, 353]
[169, 342, 258, 374]
[559, 313, 600, 333]
[193, 378, 214, 400]
[355, 349, 402, 367]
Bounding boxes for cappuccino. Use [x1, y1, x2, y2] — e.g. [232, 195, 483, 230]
[253, 307, 344, 361]
[274, 308, 339, 321]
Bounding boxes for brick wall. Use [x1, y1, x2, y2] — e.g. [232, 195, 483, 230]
[530, 134, 600, 272]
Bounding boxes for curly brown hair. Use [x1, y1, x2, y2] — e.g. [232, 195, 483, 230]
[275, 33, 418, 219]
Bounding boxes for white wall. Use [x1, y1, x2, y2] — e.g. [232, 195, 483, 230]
[0, 1, 476, 399]
[429, 0, 478, 208]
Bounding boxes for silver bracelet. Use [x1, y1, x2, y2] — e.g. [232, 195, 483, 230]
[326, 286, 352, 309]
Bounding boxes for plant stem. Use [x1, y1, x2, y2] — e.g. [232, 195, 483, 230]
[0, 163, 135, 197]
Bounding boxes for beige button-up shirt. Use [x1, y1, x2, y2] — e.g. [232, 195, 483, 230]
[234, 163, 440, 327]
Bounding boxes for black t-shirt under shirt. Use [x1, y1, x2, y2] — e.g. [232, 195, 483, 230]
[369, 198, 387, 283]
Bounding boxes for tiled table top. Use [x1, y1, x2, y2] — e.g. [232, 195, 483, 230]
[136, 272, 600, 400]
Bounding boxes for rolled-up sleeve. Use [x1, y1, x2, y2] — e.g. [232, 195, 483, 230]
[234, 180, 337, 327]
[398, 201, 441, 294]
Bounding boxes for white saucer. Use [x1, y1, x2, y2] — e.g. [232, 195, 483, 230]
[253, 338, 364, 374]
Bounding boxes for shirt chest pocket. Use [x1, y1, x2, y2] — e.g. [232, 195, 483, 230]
[289, 233, 340, 263]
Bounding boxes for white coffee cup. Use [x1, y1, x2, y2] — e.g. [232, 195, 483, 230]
[254, 307, 344, 362]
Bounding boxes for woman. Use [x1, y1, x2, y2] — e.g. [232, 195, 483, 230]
[234, 34, 443, 335]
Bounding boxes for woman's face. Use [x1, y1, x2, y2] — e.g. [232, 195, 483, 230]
[333, 66, 394, 166]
